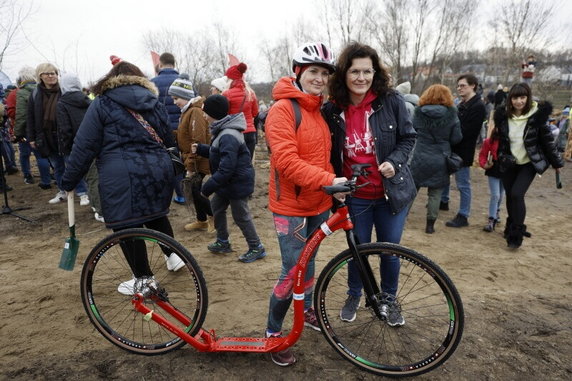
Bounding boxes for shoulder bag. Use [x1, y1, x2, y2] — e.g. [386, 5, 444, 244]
[127, 108, 186, 176]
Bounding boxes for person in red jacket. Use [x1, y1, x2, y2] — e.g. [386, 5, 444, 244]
[263, 42, 347, 367]
[478, 124, 504, 232]
[222, 62, 259, 160]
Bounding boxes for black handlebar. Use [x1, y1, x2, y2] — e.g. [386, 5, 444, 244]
[322, 164, 371, 195]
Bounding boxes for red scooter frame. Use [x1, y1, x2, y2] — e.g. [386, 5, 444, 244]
[131, 206, 354, 354]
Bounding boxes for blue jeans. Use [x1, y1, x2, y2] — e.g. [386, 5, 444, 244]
[19, 142, 51, 184]
[267, 211, 328, 333]
[50, 154, 87, 194]
[487, 176, 504, 220]
[441, 166, 471, 218]
[346, 197, 408, 297]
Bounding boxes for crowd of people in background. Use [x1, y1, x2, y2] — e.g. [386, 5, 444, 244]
[0, 43, 568, 367]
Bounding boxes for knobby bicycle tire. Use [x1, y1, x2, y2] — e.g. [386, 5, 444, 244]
[80, 228, 208, 355]
[315, 242, 464, 377]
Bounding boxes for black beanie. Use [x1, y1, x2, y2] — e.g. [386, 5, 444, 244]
[203, 94, 229, 120]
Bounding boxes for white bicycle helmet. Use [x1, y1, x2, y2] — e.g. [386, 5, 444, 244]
[292, 42, 335, 74]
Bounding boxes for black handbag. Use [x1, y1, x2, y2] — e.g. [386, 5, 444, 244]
[497, 153, 517, 173]
[445, 152, 464, 174]
[127, 108, 186, 176]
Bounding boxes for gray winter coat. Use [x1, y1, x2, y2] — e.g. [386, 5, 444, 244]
[410, 105, 462, 188]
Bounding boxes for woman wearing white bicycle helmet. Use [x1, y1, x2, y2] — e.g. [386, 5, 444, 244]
[264, 42, 346, 367]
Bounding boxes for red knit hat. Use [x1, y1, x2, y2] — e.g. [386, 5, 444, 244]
[225, 62, 247, 80]
[110, 55, 122, 66]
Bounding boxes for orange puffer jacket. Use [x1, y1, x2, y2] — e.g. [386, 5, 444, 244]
[223, 81, 258, 133]
[266, 77, 335, 217]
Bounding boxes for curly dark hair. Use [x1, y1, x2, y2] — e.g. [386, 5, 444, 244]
[91, 61, 146, 95]
[328, 42, 391, 108]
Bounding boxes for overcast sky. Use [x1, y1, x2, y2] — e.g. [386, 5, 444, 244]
[2, 0, 570, 87]
[2, 0, 309, 84]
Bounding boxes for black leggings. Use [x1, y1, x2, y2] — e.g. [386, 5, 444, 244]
[244, 131, 257, 161]
[501, 162, 536, 227]
[114, 216, 174, 277]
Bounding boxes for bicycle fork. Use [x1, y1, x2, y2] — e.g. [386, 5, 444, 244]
[345, 231, 385, 320]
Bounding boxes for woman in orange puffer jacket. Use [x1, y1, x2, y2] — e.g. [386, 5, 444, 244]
[263, 42, 347, 367]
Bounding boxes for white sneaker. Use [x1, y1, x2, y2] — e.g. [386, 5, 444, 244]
[164, 253, 185, 272]
[94, 213, 105, 223]
[117, 276, 155, 295]
[79, 194, 90, 206]
[49, 191, 67, 204]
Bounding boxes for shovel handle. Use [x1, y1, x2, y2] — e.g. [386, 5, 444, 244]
[68, 192, 75, 228]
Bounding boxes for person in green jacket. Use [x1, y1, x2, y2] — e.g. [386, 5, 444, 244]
[14, 66, 51, 187]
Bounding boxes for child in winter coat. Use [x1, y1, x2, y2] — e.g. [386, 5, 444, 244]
[479, 124, 504, 232]
[168, 75, 214, 232]
[192, 95, 265, 263]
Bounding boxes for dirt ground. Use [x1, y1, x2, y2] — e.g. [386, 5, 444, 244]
[1, 150, 571, 381]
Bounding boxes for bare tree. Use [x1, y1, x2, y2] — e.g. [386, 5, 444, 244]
[493, 0, 556, 84]
[419, 0, 477, 90]
[0, 0, 34, 70]
[366, 0, 407, 83]
[142, 29, 223, 94]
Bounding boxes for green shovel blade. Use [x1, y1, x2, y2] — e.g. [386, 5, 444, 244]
[59, 235, 80, 271]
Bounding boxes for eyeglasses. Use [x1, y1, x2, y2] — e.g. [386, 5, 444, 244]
[40, 72, 57, 77]
[456, 83, 468, 89]
[348, 69, 375, 79]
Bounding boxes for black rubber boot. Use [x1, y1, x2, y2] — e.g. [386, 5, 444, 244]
[503, 217, 513, 239]
[507, 224, 524, 249]
[425, 219, 436, 234]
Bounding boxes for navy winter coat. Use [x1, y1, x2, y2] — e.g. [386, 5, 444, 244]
[151, 68, 181, 131]
[323, 91, 418, 214]
[61, 75, 176, 229]
[410, 105, 462, 188]
[196, 113, 254, 199]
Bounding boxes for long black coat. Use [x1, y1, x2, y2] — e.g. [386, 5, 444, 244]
[61, 75, 176, 229]
[495, 101, 564, 174]
[453, 94, 487, 166]
[410, 105, 462, 188]
[56, 91, 91, 155]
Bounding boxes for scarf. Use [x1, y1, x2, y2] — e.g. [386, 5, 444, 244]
[40, 82, 60, 153]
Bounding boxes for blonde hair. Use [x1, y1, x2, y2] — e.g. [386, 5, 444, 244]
[35, 63, 59, 83]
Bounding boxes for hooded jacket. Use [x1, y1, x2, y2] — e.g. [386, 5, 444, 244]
[265, 77, 335, 216]
[494, 101, 564, 174]
[223, 80, 259, 134]
[410, 105, 462, 188]
[61, 75, 176, 229]
[56, 73, 91, 155]
[14, 81, 36, 139]
[196, 112, 254, 199]
[176, 96, 210, 174]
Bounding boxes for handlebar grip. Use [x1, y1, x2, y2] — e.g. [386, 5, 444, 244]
[323, 185, 351, 195]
